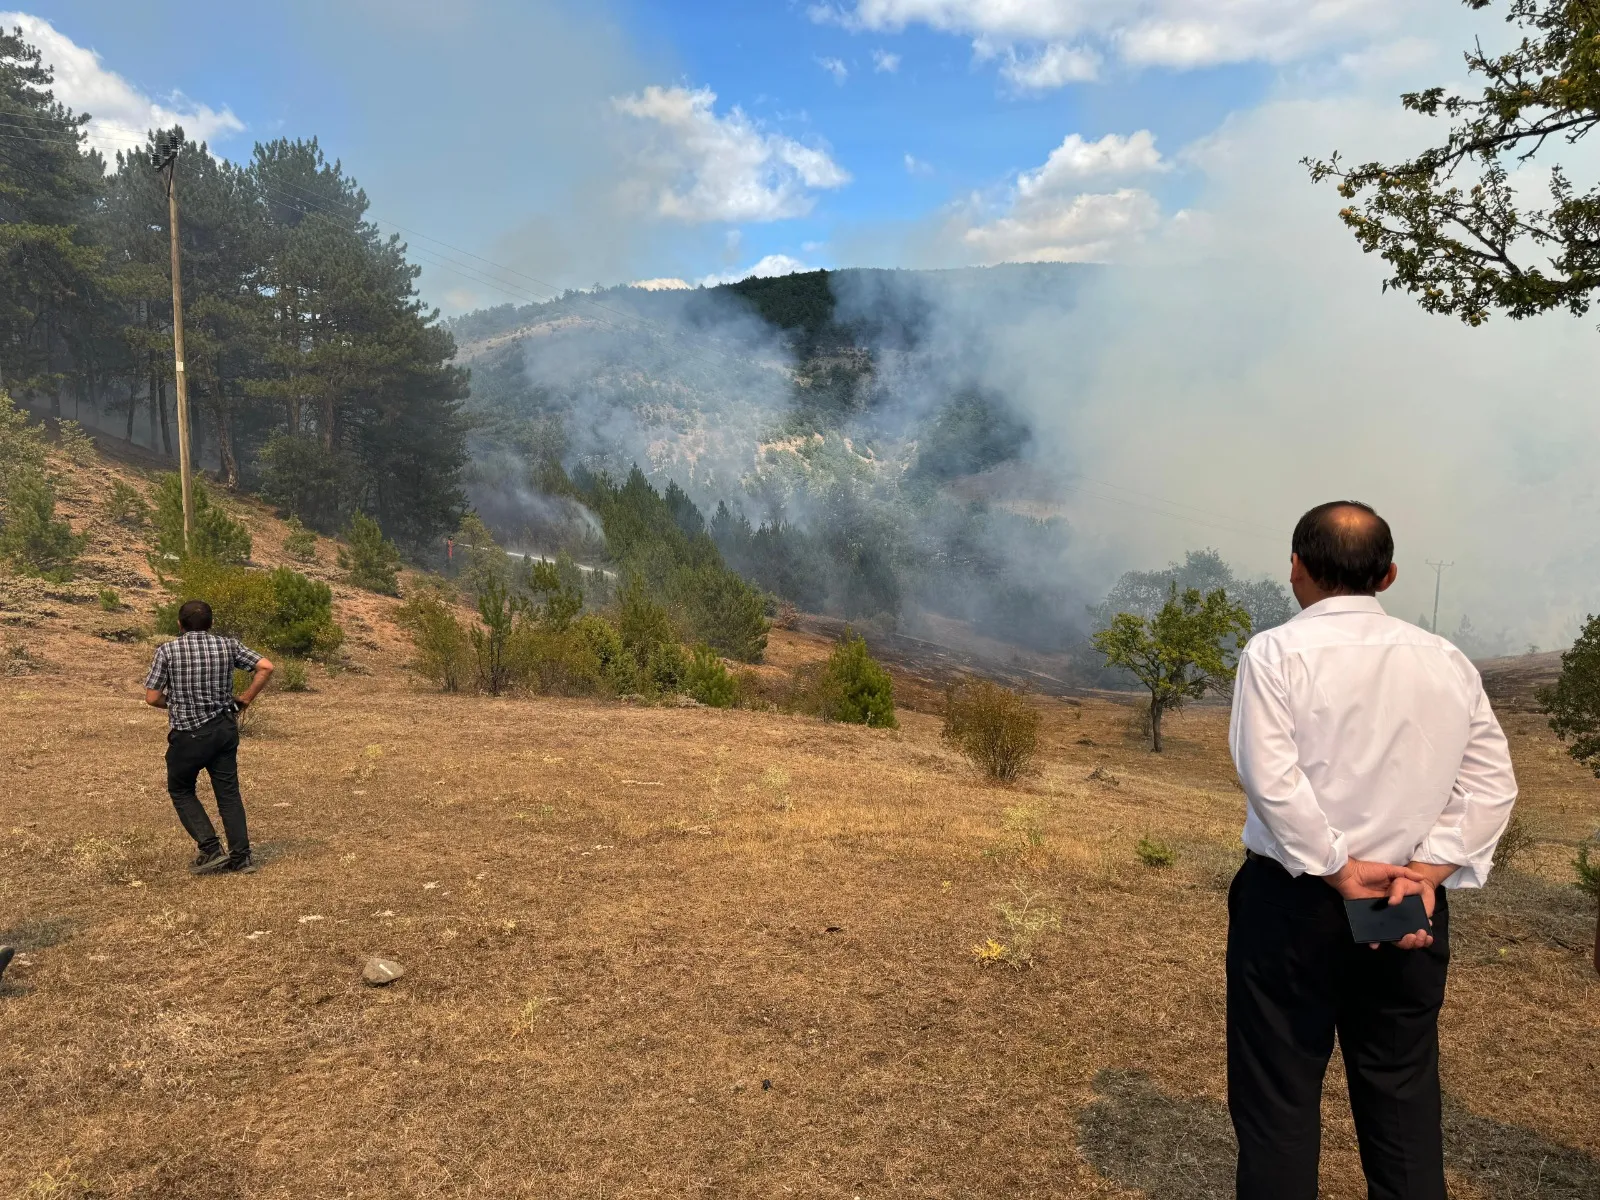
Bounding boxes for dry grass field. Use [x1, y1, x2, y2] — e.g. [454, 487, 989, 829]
[1, 449, 1597, 1198]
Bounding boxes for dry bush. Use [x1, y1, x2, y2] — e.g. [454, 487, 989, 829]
[397, 589, 472, 692]
[1492, 810, 1535, 872]
[973, 881, 1061, 969]
[942, 679, 1040, 782]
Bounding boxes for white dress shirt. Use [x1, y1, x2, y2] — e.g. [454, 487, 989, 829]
[1229, 595, 1517, 888]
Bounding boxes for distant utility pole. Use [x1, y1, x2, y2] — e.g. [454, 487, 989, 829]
[152, 131, 194, 554]
[1426, 559, 1453, 635]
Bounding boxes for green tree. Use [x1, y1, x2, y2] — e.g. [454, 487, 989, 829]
[455, 512, 508, 597]
[1539, 613, 1600, 775]
[471, 576, 523, 696]
[617, 577, 679, 680]
[1307, 0, 1600, 327]
[282, 515, 317, 562]
[338, 510, 401, 595]
[0, 390, 46, 492]
[1093, 584, 1252, 752]
[685, 644, 738, 708]
[523, 553, 583, 632]
[0, 472, 84, 579]
[0, 27, 105, 404]
[151, 473, 251, 564]
[818, 631, 897, 728]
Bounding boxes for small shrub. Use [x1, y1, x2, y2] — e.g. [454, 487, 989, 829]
[942, 679, 1040, 782]
[619, 578, 677, 661]
[1492, 810, 1535, 873]
[776, 600, 798, 630]
[0, 472, 85, 580]
[0, 390, 46, 490]
[1576, 840, 1600, 902]
[574, 612, 635, 694]
[1136, 836, 1178, 868]
[974, 883, 1061, 969]
[56, 418, 94, 465]
[508, 622, 605, 695]
[278, 659, 309, 692]
[338, 510, 401, 595]
[282, 515, 318, 562]
[471, 576, 524, 696]
[155, 559, 343, 660]
[152, 474, 251, 564]
[397, 590, 472, 692]
[685, 644, 738, 707]
[1002, 803, 1045, 848]
[97, 587, 120, 612]
[105, 479, 149, 528]
[817, 631, 897, 727]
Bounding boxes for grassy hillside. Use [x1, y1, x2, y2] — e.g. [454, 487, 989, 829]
[1, 439, 1597, 1197]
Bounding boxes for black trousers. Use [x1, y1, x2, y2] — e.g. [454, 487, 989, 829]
[1227, 854, 1449, 1200]
[165, 711, 249, 859]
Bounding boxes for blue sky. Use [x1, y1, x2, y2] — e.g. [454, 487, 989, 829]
[9, 0, 1371, 309]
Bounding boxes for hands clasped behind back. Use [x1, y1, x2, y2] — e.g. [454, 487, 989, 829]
[1324, 857, 1436, 950]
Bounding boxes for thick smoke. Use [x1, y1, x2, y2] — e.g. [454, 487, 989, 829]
[459, 90, 1600, 657]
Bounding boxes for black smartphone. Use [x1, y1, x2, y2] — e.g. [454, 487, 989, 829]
[1344, 894, 1431, 944]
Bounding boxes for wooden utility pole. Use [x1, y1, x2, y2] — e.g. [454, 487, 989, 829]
[155, 133, 195, 552]
[1426, 559, 1452, 635]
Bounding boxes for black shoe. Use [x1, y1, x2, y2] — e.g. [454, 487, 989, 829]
[189, 848, 229, 875]
[219, 852, 256, 875]
[0, 945, 14, 983]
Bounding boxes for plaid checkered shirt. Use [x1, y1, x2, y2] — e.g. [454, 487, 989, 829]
[144, 631, 262, 731]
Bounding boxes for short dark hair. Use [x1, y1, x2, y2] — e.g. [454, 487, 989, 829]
[1292, 501, 1394, 595]
[177, 599, 214, 632]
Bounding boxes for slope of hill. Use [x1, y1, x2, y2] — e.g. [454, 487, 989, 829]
[2, 432, 1597, 1198]
[452, 264, 1103, 654]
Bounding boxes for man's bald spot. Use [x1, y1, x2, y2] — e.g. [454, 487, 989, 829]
[1327, 503, 1383, 539]
[1292, 500, 1395, 595]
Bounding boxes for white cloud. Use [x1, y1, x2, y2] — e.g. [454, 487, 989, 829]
[985, 40, 1100, 89]
[614, 85, 850, 223]
[818, 56, 850, 83]
[904, 152, 934, 176]
[960, 187, 1161, 262]
[629, 277, 693, 291]
[946, 130, 1167, 263]
[1019, 130, 1166, 189]
[1, 12, 244, 165]
[813, 0, 1395, 83]
[872, 48, 902, 72]
[700, 253, 814, 288]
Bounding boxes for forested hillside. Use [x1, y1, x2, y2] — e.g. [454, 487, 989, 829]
[0, 28, 466, 553]
[447, 261, 1297, 659]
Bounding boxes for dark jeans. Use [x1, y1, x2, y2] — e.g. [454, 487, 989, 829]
[1227, 854, 1450, 1200]
[165, 711, 249, 860]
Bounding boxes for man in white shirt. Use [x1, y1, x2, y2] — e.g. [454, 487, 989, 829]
[1227, 500, 1517, 1200]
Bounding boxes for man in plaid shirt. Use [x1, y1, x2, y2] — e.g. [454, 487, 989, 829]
[145, 600, 275, 874]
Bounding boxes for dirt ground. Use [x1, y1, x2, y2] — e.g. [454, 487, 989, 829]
[1, 447, 1598, 1198]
